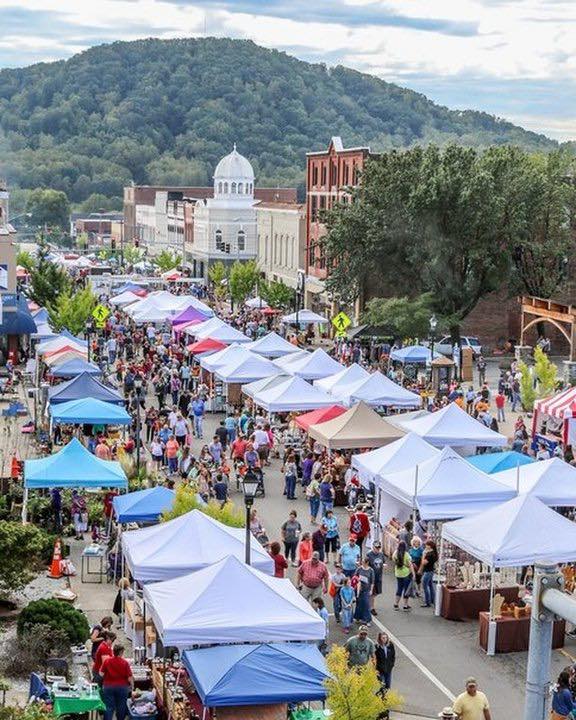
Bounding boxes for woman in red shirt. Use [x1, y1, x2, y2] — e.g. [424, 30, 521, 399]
[268, 541, 288, 578]
[101, 644, 134, 720]
[93, 631, 116, 684]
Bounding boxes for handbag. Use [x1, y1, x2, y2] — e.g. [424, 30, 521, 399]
[328, 582, 337, 598]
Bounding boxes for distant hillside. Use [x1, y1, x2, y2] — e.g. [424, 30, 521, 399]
[0, 37, 557, 208]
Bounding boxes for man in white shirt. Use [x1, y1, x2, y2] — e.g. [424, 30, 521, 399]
[168, 406, 179, 430]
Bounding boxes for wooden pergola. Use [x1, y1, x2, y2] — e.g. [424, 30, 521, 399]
[520, 296, 576, 361]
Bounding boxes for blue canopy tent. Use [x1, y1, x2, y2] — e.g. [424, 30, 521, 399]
[467, 451, 535, 474]
[32, 308, 50, 324]
[0, 294, 37, 336]
[50, 397, 132, 425]
[59, 329, 88, 347]
[48, 372, 124, 405]
[182, 643, 329, 707]
[51, 358, 102, 378]
[113, 486, 175, 524]
[390, 345, 441, 364]
[22, 437, 127, 521]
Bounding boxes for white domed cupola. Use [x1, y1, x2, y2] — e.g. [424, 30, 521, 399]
[214, 144, 255, 201]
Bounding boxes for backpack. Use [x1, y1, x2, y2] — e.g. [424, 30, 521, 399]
[351, 515, 363, 534]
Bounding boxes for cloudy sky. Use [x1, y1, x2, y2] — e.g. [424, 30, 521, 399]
[0, 0, 574, 141]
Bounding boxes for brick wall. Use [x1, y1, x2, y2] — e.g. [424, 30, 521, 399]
[217, 703, 287, 720]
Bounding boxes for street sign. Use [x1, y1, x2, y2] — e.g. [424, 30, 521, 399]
[92, 304, 110, 323]
[332, 311, 351, 334]
[94, 319, 106, 329]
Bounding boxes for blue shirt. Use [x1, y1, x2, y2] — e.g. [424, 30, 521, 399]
[322, 516, 339, 539]
[340, 543, 360, 571]
[191, 399, 205, 417]
[553, 687, 574, 715]
[224, 416, 236, 430]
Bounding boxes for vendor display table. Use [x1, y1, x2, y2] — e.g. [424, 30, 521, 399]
[81, 546, 106, 584]
[440, 585, 519, 621]
[124, 599, 156, 648]
[479, 611, 565, 653]
[52, 690, 106, 717]
[290, 711, 327, 720]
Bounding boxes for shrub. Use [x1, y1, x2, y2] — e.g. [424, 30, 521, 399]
[161, 484, 245, 527]
[0, 523, 48, 598]
[18, 599, 90, 645]
[0, 624, 69, 678]
[0, 706, 55, 720]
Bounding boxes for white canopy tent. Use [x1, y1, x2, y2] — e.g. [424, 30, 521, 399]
[391, 402, 508, 448]
[110, 290, 142, 306]
[197, 323, 250, 345]
[215, 353, 279, 384]
[332, 370, 423, 409]
[143, 555, 326, 646]
[186, 316, 226, 338]
[281, 309, 328, 325]
[379, 446, 516, 520]
[253, 375, 335, 413]
[244, 332, 301, 358]
[200, 344, 253, 373]
[127, 292, 212, 321]
[122, 510, 274, 583]
[245, 296, 269, 309]
[314, 363, 369, 394]
[352, 432, 439, 488]
[273, 349, 309, 371]
[242, 374, 290, 399]
[492, 457, 576, 506]
[442, 494, 576, 567]
[282, 348, 343, 381]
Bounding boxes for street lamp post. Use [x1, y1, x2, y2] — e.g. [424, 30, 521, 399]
[134, 376, 143, 469]
[85, 320, 94, 363]
[429, 314, 437, 382]
[242, 471, 260, 566]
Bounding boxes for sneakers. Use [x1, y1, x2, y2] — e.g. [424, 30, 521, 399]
[371, 609, 378, 616]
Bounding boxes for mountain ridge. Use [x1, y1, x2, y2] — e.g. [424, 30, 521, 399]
[0, 37, 557, 207]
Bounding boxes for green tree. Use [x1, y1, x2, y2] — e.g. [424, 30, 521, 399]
[28, 244, 70, 308]
[77, 193, 122, 214]
[325, 645, 402, 720]
[15, 249, 35, 271]
[260, 279, 295, 310]
[362, 293, 436, 339]
[123, 245, 144, 266]
[208, 260, 228, 302]
[517, 346, 558, 411]
[162, 484, 244, 527]
[518, 361, 536, 412]
[153, 249, 181, 273]
[229, 260, 259, 305]
[0, 522, 47, 598]
[48, 286, 96, 336]
[25, 188, 70, 230]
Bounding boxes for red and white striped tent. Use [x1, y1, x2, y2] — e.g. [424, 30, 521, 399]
[532, 386, 576, 442]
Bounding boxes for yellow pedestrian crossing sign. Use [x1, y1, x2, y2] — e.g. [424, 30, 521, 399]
[92, 304, 110, 323]
[332, 311, 351, 334]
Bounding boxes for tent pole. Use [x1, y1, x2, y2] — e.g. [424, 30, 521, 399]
[142, 595, 147, 660]
[434, 534, 443, 617]
[516, 461, 520, 495]
[412, 465, 419, 528]
[21, 488, 29, 524]
[163, 648, 167, 709]
[487, 566, 497, 656]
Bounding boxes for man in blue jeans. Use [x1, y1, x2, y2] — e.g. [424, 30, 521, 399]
[100, 644, 134, 720]
[338, 535, 360, 578]
[189, 395, 205, 439]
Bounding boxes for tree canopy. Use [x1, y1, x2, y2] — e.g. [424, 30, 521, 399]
[0, 37, 558, 207]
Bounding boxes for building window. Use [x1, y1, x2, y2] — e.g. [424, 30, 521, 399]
[321, 164, 327, 185]
[331, 162, 337, 186]
[237, 229, 245, 251]
[312, 166, 318, 186]
[343, 163, 349, 185]
[238, 182, 243, 194]
[215, 229, 223, 250]
[319, 196, 326, 212]
[231, 182, 237, 194]
[274, 233, 278, 264]
[218, 182, 223, 194]
[352, 163, 359, 185]
[311, 195, 318, 221]
[250, 183, 253, 193]
[223, 182, 229, 194]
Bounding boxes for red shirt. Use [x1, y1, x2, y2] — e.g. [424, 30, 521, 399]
[101, 656, 133, 687]
[495, 394, 505, 409]
[270, 552, 288, 578]
[231, 438, 248, 459]
[349, 512, 370, 538]
[93, 641, 113, 674]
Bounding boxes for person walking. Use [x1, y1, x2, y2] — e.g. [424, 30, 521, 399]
[281, 510, 302, 566]
[306, 473, 321, 524]
[420, 539, 438, 608]
[297, 551, 329, 602]
[452, 677, 491, 720]
[319, 475, 335, 517]
[190, 395, 205, 439]
[321, 509, 339, 564]
[338, 535, 361, 578]
[354, 556, 374, 624]
[366, 540, 385, 615]
[344, 625, 375, 667]
[269, 541, 288, 579]
[339, 576, 355, 634]
[100, 644, 134, 720]
[330, 561, 347, 624]
[283, 451, 298, 500]
[393, 540, 415, 611]
[349, 505, 370, 556]
[551, 670, 574, 720]
[495, 390, 506, 423]
[298, 531, 313, 565]
[375, 632, 396, 689]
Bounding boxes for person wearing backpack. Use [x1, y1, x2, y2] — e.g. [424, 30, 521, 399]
[349, 505, 370, 556]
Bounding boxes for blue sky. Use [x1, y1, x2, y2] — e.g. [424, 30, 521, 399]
[0, 0, 573, 140]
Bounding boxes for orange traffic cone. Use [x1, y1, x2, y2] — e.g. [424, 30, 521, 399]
[10, 455, 21, 479]
[48, 539, 63, 579]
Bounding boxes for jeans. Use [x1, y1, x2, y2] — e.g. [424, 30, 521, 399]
[497, 407, 505, 422]
[512, 392, 520, 412]
[193, 415, 203, 438]
[422, 571, 435, 606]
[341, 606, 353, 630]
[333, 591, 342, 622]
[284, 540, 298, 562]
[321, 500, 333, 517]
[171, 391, 179, 405]
[285, 474, 297, 499]
[227, 428, 236, 444]
[379, 671, 392, 689]
[108, 351, 116, 365]
[395, 575, 411, 600]
[168, 456, 178, 473]
[309, 496, 320, 520]
[102, 685, 130, 720]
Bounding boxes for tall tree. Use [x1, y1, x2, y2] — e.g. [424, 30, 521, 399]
[153, 249, 181, 273]
[26, 188, 70, 230]
[260, 279, 295, 310]
[208, 261, 229, 303]
[229, 260, 259, 305]
[28, 243, 70, 308]
[48, 286, 96, 336]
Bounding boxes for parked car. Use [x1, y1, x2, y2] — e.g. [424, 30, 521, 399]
[435, 336, 482, 358]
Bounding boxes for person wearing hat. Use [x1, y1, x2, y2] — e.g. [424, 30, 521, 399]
[344, 625, 375, 667]
[452, 677, 491, 720]
[367, 540, 385, 616]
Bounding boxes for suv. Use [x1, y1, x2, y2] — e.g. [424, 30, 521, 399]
[435, 336, 482, 358]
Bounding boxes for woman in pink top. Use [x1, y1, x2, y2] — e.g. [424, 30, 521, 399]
[165, 435, 180, 475]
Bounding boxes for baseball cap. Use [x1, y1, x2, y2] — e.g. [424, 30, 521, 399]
[349, 534, 357, 541]
[358, 625, 369, 634]
[465, 677, 477, 687]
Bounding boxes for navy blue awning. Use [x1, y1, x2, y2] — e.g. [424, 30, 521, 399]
[0, 294, 37, 335]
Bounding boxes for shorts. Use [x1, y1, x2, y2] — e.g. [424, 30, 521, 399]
[395, 575, 411, 598]
[324, 536, 339, 553]
[257, 445, 270, 461]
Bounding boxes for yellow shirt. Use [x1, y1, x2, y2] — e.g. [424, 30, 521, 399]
[453, 691, 489, 720]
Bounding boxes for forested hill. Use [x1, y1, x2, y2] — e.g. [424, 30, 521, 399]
[0, 37, 557, 209]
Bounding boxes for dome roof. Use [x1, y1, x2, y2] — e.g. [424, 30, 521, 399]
[214, 145, 254, 180]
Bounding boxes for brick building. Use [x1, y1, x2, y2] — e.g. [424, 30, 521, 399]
[305, 136, 376, 314]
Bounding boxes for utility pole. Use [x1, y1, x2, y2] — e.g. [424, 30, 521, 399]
[523, 564, 576, 720]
